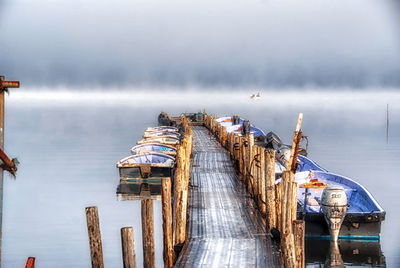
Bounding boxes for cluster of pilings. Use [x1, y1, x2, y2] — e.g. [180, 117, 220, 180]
[85, 114, 193, 268]
[204, 113, 305, 268]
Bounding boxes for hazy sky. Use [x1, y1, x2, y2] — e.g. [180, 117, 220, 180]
[1, 0, 400, 88]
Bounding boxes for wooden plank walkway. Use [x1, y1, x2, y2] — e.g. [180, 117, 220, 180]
[175, 126, 281, 267]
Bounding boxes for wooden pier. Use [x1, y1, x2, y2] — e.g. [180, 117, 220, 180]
[175, 126, 281, 266]
[86, 112, 305, 268]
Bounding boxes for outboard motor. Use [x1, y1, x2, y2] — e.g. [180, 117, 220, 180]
[232, 115, 240, 125]
[276, 145, 291, 168]
[321, 185, 348, 242]
[266, 131, 282, 150]
[242, 120, 251, 135]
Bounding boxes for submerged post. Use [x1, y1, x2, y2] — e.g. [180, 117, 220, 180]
[141, 199, 155, 268]
[121, 227, 136, 268]
[85, 206, 104, 268]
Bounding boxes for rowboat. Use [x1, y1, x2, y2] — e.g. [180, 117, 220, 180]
[137, 136, 180, 146]
[145, 126, 179, 133]
[116, 152, 175, 199]
[217, 116, 266, 142]
[131, 143, 177, 156]
[143, 131, 181, 139]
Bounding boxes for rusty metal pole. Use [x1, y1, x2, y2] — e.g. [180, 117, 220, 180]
[0, 76, 19, 267]
[0, 76, 4, 267]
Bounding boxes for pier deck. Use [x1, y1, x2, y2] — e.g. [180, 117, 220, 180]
[175, 126, 281, 267]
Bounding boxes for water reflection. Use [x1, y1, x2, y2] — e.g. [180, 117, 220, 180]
[306, 239, 386, 267]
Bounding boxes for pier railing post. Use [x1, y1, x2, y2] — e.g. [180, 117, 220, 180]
[141, 199, 155, 268]
[292, 220, 305, 268]
[85, 206, 104, 268]
[121, 227, 136, 268]
[161, 178, 173, 267]
[259, 146, 266, 214]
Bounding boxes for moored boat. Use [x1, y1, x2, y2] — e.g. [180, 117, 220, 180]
[143, 131, 181, 139]
[271, 135, 385, 240]
[131, 143, 177, 156]
[137, 136, 180, 146]
[116, 152, 175, 199]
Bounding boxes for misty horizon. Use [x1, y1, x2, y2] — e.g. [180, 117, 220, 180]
[1, 0, 400, 89]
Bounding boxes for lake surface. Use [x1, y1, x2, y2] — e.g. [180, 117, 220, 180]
[2, 88, 399, 267]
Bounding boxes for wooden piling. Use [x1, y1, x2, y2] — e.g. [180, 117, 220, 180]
[85, 206, 104, 268]
[259, 146, 266, 214]
[238, 136, 244, 179]
[141, 199, 155, 268]
[275, 183, 282, 233]
[265, 149, 276, 230]
[161, 178, 173, 268]
[247, 134, 254, 188]
[234, 134, 240, 163]
[121, 227, 136, 268]
[292, 220, 305, 268]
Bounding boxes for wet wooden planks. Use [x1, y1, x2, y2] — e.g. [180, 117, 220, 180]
[175, 126, 280, 267]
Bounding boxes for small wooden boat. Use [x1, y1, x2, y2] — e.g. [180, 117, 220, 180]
[131, 143, 177, 156]
[137, 137, 180, 146]
[143, 131, 181, 139]
[217, 116, 266, 142]
[116, 152, 175, 199]
[145, 126, 179, 133]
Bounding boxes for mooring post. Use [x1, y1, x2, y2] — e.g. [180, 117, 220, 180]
[259, 147, 266, 214]
[292, 220, 305, 268]
[121, 227, 136, 268]
[275, 182, 282, 233]
[238, 136, 244, 179]
[265, 149, 276, 230]
[161, 178, 173, 267]
[234, 134, 240, 163]
[141, 199, 155, 268]
[85, 206, 104, 268]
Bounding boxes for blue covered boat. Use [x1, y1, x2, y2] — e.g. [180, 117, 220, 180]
[116, 152, 175, 199]
[217, 116, 266, 142]
[293, 155, 385, 240]
[143, 131, 181, 139]
[131, 143, 177, 156]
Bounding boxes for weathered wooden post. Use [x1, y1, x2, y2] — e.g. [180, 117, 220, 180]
[161, 178, 173, 268]
[275, 183, 282, 233]
[141, 199, 155, 268]
[265, 149, 276, 230]
[85, 206, 104, 268]
[121, 227, 136, 268]
[238, 136, 244, 179]
[259, 146, 266, 214]
[234, 134, 240, 162]
[293, 220, 305, 268]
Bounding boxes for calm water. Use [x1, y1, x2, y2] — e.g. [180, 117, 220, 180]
[2, 89, 400, 267]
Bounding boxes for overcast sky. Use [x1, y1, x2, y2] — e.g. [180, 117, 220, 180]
[1, 0, 400, 88]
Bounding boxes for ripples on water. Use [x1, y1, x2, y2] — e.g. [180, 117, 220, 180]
[2, 89, 400, 267]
